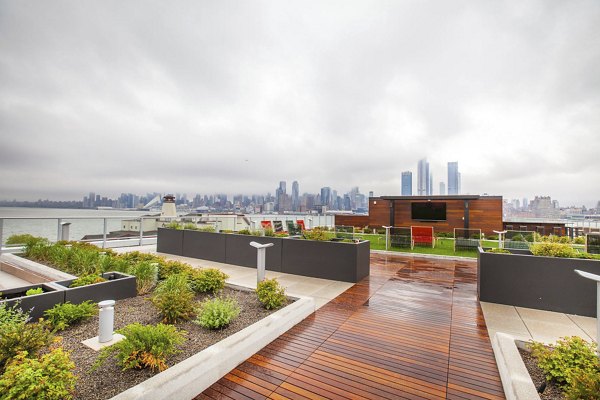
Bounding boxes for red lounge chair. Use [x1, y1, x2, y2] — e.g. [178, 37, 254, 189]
[411, 226, 435, 249]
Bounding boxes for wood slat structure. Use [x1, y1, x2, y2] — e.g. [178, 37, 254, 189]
[196, 254, 505, 400]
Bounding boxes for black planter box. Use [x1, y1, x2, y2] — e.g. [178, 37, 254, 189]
[0, 283, 65, 320]
[477, 248, 600, 317]
[225, 234, 283, 272]
[281, 239, 370, 283]
[55, 272, 137, 305]
[157, 228, 184, 255]
[182, 230, 227, 262]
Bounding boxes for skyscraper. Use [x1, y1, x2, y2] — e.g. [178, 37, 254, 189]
[439, 182, 446, 195]
[448, 162, 459, 195]
[320, 187, 331, 207]
[401, 171, 412, 196]
[291, 181, 299, 211]
[417, 159, 429, 196]
[429, 173, 433, 196]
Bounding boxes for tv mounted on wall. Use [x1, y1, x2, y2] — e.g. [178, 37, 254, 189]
[411, 202, 447, 221]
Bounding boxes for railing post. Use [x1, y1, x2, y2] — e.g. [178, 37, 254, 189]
[0, 218, 4, 255]
[57, 218, 62, 242]
[139, 217, 144, 246]
[383, 226, 392, 251]
[102, 218, 108, 249]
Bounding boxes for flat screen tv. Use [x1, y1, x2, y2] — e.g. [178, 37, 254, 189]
[411, 202, 447, 221]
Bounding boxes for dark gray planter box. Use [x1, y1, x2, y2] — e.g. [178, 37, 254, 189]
[477, 248, 600, 317]
[281, 239, 370, 283]
[55, 272, 137, 305]
[225, 234, 283, 272]
[0, 283, 65, 320]
[182, 230, 227, 262]
[157, 228, 184, 255]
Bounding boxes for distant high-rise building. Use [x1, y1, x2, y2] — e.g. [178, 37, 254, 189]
[291, 181, 299, 211]
[417, 159, 429, 196]
[368, 191, 373, 198]
[523, 198, 529, 210]
[279, 181, 286, 194]
[320, 187, 331, 207]
[401, 171, 412, 196]
[448, 162, 459, 195]
[439, 182, 446, 195]
[429, 173, 433, 196]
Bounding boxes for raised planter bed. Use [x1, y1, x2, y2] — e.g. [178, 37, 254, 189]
[477, 247, 600, 317]
[156, 227, 184, 255]
[157, 228, 370, 282]
[0, 282, 65, 320]
[55, 272, 137, 305]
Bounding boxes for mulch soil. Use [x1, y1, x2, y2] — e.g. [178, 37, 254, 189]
[58, 287, 280, 400]
[519, 348, 566, 400]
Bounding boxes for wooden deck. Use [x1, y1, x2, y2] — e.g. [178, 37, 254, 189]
[195, 253, 505, 400]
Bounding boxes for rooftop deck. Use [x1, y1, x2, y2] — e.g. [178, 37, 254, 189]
[196, 253, 504, 400]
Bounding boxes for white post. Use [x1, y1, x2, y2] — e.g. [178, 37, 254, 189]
[102, 218, 108, 249]
[494, 230, 507, 249]
[57, 218, 62, 242]
[383, 226, 392, 251]
[575, 270, 600, 357]
[98, 300, 115, 343]
[250, 241, 274, 284]
[61, 222, 71, 242]
[139, 217, 144, 246]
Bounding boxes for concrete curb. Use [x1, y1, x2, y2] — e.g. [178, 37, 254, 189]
[110, 295, 316, 400]
[491, 332, 540, 400]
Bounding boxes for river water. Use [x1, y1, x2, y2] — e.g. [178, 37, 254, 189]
[0, 207, 151, 244]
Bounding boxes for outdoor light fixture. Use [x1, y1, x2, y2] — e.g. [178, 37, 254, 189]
[250, 241, 274, 284]
[98, 300, 115, 343]
[382, 226, 392, 251]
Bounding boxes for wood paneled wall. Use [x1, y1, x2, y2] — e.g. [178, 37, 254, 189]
[333, 215, 369, 227]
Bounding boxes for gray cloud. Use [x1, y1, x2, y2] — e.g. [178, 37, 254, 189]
[0, 0, 599, 206]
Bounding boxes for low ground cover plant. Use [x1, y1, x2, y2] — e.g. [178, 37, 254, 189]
[195, 297, 240, 329]
[69, 274, 107, 288]
[529, 336, 600, 399]
[152, 274, 196, 324]
[302, 227, 330, 241]
[44, 301, 97, 331]
[188, 268, 228, 293]
[256, 278, 287, 310]
[530, 242, 600, 259]
[485, 248, 511, 254]
[5, 233, 39, 245]
[25, 287, 43, 296]
[95, 323, 186, 372]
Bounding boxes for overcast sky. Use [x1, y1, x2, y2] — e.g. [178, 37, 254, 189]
[1, 1, 599, 207]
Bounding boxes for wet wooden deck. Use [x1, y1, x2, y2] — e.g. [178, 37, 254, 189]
[195, 253, 505, 399]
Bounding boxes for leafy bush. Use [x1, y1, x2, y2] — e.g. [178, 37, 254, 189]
[158, 260, 194, 280]
[183, 223, 199, 230]
[530, 243, 578, 258]
[376, 228, 386, 235]
[152, 274, 196, 324]
[564, 367, 600, 400]
[0, 308, 54, 372]
[303, 228, 330, 241]
[166, 221, 182, 230]
[69, 274, 107, 288]
[263, 227, 274, 237]
[95, 323, 185, 372]
[25, 287, 43, 296]
[188, 268, 228, 293]
[198, 225, 216, 232]
[0, 347, 76, 399]
[237, 229, 251, 235]
[487, 234, 499, 240]
[131, 261, 158, 294]
[435, 232, 454, 238]
[256, 278, 286, 310]
[195, 297, 240, 329]
[5, 233, 38, 245]
[44, 301, 97, 331]
[574, 236, 586, 245]
[485, 248, 511, 254]
[512, 234, 525, 242]
[529, 336, 599, 387]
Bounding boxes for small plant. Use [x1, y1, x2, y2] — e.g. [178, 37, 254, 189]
[485, 248, 511, 254]
[5, 233, 38, 245]
[183, 223, 199, 230]
[256, 278, 287, 310]
[95, 323, 185, 372]
[166, 221, 182, 230]
[530, 243, 578, 258]
[69, 274, 107, 288]
[188, 268, 228, 293]
[198, 225, 216, 232]
[564, 367, 600, 400]
[511, 234, 525, 242]
[131, 261, 159, 294]
[158, 260, 194, 280]
[44, 301, 97, 331]
[263, 227, 274, 237]
[237, 229, 251, 235]
[303, 228, 330, 241]
[195, 297, 240, 329]
[0, 346, 76, 399]
[25, 287, 43, 296]
[152, 274, 196, 324]
[529, 336, 599, 387]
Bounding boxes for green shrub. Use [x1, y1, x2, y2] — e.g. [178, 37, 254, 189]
[198, 225, 216, 232]
[256, 278, 286, 310]
[69, 274, 107, 288]
[23, 236, 51, 260]
[95, 323, 185, 372]
[195, 297, 240, 329]
[237, 229, 251, 235]
[44, 301, 97, 331]
[486, 248, 511, 254]
[183, 223, 198, 230]
[574, 236, 586, 245]
[5, 234, 38, 245]
[158, 260, 194, 280]
[188, 268, 228, 293]
[487, 234, 499, 240]
[303, 228, 330, 241]
[512, 234, 525, 242]
[166, 221, 182, 230]
[264, 227, 274, 237]
[564, 367, 600, 400]
[0, 347, 76, 399]
[530, 243, 578, 258]
[529, 336, 599, 387]
[152, 274, 196, 324]
[25, 287, 43, 296]
[0, 310, 54, 372]
[131, 261, 159, 294]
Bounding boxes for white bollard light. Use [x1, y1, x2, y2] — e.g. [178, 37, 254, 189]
[575, 270, 600, 357]
[249, 241, 274, 284]
[98, 300, 116, 343]
[382, 226, 392, 251]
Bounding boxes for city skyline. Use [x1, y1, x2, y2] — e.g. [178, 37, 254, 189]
[0, 2, 599, 206]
